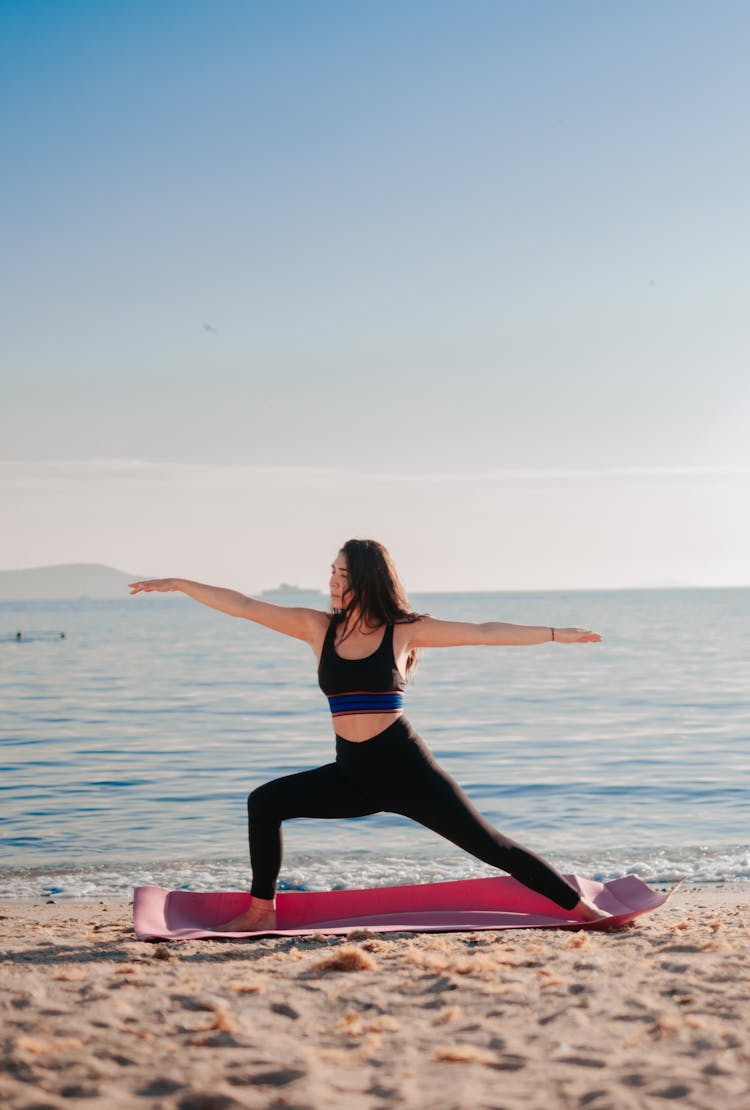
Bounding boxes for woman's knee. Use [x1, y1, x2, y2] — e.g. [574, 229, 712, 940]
[247, 782, 276, 820]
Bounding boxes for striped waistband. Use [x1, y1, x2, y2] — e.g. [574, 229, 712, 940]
[327, 690, 404, 717]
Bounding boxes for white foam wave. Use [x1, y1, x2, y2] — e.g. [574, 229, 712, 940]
[1, 845, 748, 902]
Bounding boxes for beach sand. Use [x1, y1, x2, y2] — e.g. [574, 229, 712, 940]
[1, 885, 747, 1109]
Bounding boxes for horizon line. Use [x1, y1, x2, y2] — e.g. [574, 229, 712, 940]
[2, 458, 750, 482]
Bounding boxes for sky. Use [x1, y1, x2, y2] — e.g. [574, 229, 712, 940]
[2, 0, 749, 592]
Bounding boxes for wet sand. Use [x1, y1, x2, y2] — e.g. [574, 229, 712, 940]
[1, 884, 748, 1109]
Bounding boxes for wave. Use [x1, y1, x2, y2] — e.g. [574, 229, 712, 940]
[2, 845, 748, 901]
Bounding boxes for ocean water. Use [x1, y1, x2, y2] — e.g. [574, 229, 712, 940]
[1, 589, 748, 900]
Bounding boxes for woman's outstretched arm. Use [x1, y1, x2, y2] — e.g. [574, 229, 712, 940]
[129, 578, 327, 643]
[407, 616, 601, 649]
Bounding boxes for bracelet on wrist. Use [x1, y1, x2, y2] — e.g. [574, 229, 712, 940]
[550, 627, 556, 642]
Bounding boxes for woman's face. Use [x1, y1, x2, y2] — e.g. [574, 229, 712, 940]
[329, 552, 351, 608]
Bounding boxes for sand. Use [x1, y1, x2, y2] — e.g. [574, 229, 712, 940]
[1, 885, 748, 1110]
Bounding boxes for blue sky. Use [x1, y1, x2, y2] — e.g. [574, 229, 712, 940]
[2, 1, 749, 588]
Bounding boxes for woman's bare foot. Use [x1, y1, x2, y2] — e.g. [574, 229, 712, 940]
[214, 896, 277, 933]
[574, 896, 611, 923]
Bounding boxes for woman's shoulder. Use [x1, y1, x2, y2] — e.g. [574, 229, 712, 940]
[392, 613, 426, 645]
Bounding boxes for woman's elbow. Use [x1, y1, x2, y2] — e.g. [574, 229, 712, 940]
[475, 622, 497, 645]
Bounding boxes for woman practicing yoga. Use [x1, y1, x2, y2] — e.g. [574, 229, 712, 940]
[130, 538, 609, 930]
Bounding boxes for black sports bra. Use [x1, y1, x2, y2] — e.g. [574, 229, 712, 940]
[317, 618, 405, 718]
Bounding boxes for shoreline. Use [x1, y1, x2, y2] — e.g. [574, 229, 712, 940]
[2, 884, 748, 1109]
[2, 878, 749, 907]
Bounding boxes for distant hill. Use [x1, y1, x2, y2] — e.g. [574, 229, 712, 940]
[0, 564, 141, 600]
[261, 583, 324, 598]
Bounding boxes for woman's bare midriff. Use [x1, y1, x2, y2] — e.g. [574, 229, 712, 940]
[333, 711, 404, 742]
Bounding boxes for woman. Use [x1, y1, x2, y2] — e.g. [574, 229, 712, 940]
[130, 538, 608, 930]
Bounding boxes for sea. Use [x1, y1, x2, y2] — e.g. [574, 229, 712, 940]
[1, 589, 748, 901]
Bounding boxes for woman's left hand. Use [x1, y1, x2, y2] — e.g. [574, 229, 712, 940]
[554, 627, 602, 643]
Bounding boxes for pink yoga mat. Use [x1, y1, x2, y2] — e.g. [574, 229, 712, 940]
[133, 874, 679, 940]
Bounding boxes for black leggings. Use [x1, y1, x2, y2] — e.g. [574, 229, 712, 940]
[247, 716, 581, 911]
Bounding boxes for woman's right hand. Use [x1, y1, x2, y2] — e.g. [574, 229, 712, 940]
[129, 578, 182, 595]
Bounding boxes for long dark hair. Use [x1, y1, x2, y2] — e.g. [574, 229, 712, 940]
[334, 538, 422, 676]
